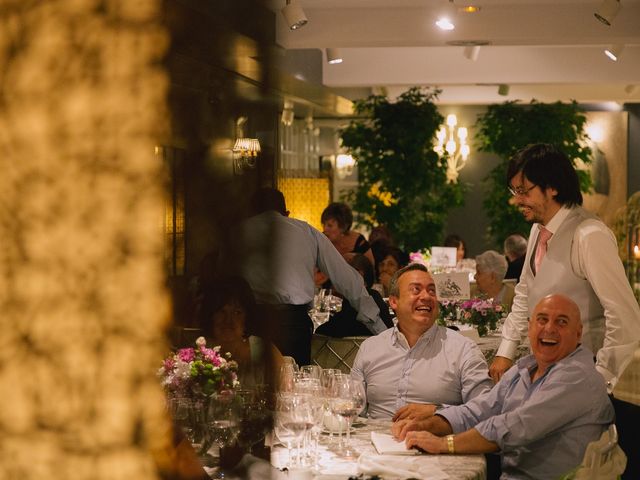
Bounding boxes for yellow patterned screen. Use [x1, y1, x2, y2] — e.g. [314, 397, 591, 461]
[277, 176, 330, 230]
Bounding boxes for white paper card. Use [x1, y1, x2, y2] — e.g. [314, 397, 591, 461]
[430, 246, 458, 267]
[434, 271, 471, 300]
[370, 432, 420, 455]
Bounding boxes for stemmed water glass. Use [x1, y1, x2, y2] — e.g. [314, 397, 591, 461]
[330, 377, 365, 458]
[207, 392, 241, 478]
[273, 393, 312, 468]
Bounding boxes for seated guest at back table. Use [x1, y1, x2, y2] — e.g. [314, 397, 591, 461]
[351, 263, 492, 420]
[474, 250, 515, 312]
[321, 202, 375, 266]
[393, 294, 614, 480]
[200, 276, 284, 390]
[503, 233, 528, 281]
[444, 233, 467, 263]
[375, 245, 410, 297]
[316, 254, 395, 337]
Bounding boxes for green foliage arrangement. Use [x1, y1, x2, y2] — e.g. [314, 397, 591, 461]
[475, 100, 593, 246]
[339, 87, 465, 252]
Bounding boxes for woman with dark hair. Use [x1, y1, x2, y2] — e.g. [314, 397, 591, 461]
[375, 245, 410, 297]
[444, 233, 467, 263]
[200, 276, 283, 389]
[321, 202, 375, 265]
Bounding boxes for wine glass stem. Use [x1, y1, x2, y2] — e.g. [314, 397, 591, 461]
[345, 417, 352, 448]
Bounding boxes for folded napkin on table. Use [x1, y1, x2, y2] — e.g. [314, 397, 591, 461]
[358, 454, 449, 480]
[371, 431, 420, 455]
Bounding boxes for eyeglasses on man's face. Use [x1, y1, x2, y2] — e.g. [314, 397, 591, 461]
[508, 184, 537, 196]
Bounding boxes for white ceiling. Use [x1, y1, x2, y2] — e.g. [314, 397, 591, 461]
[270, 0, 640, 104]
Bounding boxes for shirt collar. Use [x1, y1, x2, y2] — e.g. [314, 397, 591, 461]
[516, 344, 584, 381]
[542, 205, 572, 234]
[391, 322, 438, 349]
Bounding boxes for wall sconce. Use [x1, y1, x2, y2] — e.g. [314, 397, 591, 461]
[434, 114, 470, 183]
[282, 99, 294, 126]
[335, 154, 356, 179]
[233, 117, 260, 175]
[326, 48, 343, 64]
[498, 84, 510, 96]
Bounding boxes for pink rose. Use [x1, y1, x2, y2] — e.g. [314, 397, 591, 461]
[177, 348, 195, 362]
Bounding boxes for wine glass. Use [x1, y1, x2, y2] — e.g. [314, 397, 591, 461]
[273, 393, 312, 468]
[331, 377, 365, 458]
[174, 396, 209, 457]
[235, 389, 272, 456]
[207, 392, 241, 478]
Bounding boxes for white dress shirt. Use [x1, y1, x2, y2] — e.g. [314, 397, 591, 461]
[351, 324, 492, 419]
[497, 206, 640, 391]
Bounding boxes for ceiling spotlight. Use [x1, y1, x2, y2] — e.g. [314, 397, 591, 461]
[604, 44, 623, 61]
[594, 0, 621, 26]
[281, 0, 308, 31]
[498, 84, 510, 96]
[463, 45, 481, 61]
[436, 0, 456, 30]
[326, 48, 343, 65]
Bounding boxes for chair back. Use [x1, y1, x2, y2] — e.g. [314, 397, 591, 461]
[310, 334, 367, 374]
[573, 424, 627, 480]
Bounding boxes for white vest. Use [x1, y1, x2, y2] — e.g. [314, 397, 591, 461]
[524, 207, 605, 354]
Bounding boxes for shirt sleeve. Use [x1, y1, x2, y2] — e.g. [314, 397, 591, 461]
[574, 220, 640, 391]
[496, 226, 536, 360]
[473, 363, 610, 450]
[460, 342, 493, 402]
[438, 369, 513, 434]
[350, 343, 368, 413]
[314, 229, 387, 334]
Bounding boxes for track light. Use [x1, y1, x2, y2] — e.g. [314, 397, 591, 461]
[281, 0, 308, 31]
[436, 0, 456, 30]
[326, 48, 343, 65]
[463, 45, 481, 61]
[594, 0, 621, 26]
[498, 84, 510, 96]
[604, 44, 623, 61]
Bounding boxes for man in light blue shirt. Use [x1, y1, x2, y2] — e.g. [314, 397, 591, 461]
[394, 294, 614, 480]
[351, 263, 492, 420]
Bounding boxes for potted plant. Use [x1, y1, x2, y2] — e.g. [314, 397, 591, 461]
[339, 87, 464, 252]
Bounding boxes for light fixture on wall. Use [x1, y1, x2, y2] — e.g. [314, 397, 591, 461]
[281, 99, 294, 126]
[604, 44, 623, 61]
[498, 84, 510, 96]
[233, 117, 260, 174]
[434, 114, 470, 183]
[326, 48, 343, 64]
[282, 0, 308, 30]
[335, 154, 356, 179]
[594, 0, 621, 26]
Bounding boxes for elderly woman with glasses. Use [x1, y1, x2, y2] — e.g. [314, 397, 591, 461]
[474, 250, 515, 312]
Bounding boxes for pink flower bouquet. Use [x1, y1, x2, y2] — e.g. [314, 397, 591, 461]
[439, 298, 506, 337]
[158, 336, 239, 396]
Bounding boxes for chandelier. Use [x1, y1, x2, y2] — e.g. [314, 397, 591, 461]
[434, 114, 470, 183]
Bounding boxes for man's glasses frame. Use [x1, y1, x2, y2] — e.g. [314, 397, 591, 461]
[508, 184, 537, 196]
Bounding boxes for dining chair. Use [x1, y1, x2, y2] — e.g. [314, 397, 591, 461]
[310, 334, 367, 374]
[569, 424, 627, 480]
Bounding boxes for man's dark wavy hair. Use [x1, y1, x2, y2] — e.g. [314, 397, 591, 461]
[507, 143, 583, 206]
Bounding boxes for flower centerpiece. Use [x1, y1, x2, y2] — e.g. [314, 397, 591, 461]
[409, 248, 431, 267]
[158, 336, 240, 397]
[439, 298, 507, 337]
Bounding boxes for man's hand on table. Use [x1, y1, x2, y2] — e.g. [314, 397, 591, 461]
[392, 403, 437, 422]
[404, 431, 446, 454]
[391, 418, 429, 441]
[489, 356, 513, 383]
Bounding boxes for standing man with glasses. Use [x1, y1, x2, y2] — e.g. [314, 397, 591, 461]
[489, 143, 640, 478]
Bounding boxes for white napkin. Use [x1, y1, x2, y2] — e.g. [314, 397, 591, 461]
[358, 454, 449, 480]
[371, 431, 420, 455]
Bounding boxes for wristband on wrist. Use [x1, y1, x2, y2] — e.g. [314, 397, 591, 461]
[446, 434, 455, 454]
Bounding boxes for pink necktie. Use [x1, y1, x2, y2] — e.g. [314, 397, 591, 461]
[534, 226, 552, 274]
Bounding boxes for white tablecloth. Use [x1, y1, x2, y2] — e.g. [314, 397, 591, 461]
[271, 418, 486, 480]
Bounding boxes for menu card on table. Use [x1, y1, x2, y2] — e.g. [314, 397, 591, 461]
[370, 432, 421, 455]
